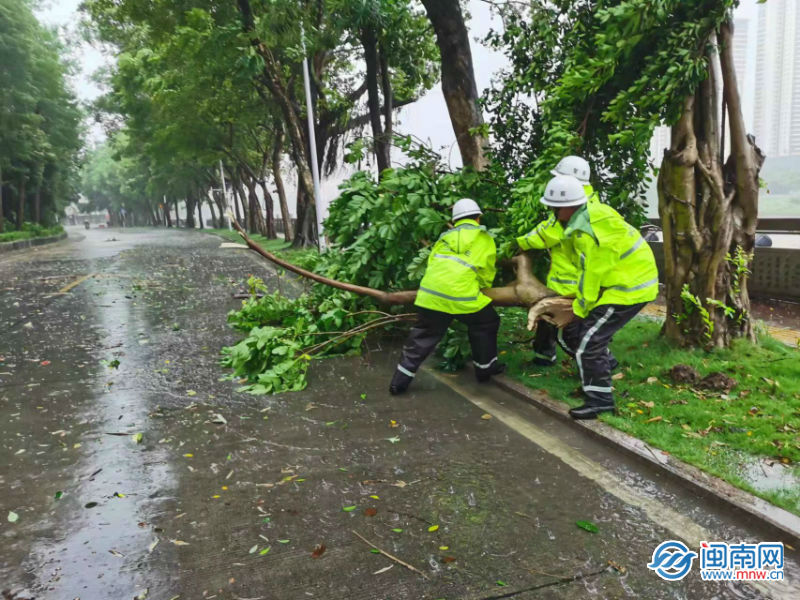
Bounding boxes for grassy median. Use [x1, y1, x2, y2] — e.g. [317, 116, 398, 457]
[498, 308, 800, 515]
[0, 223, 64, 243]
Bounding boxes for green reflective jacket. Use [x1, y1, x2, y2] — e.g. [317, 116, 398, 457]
[564, 202, 658, 318]
[516, 185, 599, 296]
[415, 218, 496, 314]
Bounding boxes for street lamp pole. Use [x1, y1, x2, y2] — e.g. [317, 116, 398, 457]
[301, 24, 326, 251]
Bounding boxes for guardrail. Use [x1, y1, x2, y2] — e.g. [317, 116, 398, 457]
[648, 217, 800, 233]
[647, 241, 800, 302]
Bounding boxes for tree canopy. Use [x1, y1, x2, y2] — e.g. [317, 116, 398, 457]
[0, 0, 83, 232]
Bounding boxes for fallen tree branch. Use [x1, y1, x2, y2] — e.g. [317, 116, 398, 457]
[229, 215, 565, 318]
[351, 530, 428, 579]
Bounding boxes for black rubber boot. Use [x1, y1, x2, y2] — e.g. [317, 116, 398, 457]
[532, 356, 557, 367]
[389, 369, 414, 395]
[476, 361, 506, 383]
[569, 403, 615, 420]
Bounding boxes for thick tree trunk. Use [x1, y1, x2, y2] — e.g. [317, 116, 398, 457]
[293, 182, 315, 248]
[184, 196, 196, 229]
[34, 182, 41, 224]
[420, 0, 488, 171]
[657, 25, 764, 349]
[259, 180, 277, 239]
[197, 197, 204, 229]
[379, 45, 393, 165]
[272, 126, 294, 242]
[231, 173, 249, 231]
[0, 166, 4, 234]
[165, 199, 173, 227]
[207, 192, 218, 228]
[174, 199, 180, 228]
[361, 27, 390, 174]
[17, 176, 26, 230]
[243, 174, 266, 235]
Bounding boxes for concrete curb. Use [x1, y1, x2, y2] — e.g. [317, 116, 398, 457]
[492, 374, 800, 545]
[0, 231, 68, 254]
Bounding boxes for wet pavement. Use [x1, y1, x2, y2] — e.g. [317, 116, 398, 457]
[1, 226, 799, 599]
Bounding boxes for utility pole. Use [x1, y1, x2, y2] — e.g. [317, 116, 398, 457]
[219, 160, 232, 231]
[301, 24, 326, 250]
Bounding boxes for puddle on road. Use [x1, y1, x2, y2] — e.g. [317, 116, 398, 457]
[15, 265, 175, 598]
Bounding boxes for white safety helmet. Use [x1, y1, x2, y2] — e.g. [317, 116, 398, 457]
[540, 175, 588, 208]
[452, 198, 482, 221]
[551, 155, 591, 183]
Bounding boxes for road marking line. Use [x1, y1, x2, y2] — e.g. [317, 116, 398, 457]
[57, 273, 96, 294]
[428, 369, 797, 598]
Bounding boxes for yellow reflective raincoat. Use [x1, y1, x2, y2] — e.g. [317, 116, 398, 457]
[415, 219, 496, 314]
[516, 185, 599, 296]
[564, 202, 658, 318]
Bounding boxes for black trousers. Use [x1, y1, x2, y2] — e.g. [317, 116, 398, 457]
[559, 303, 647, 406]
[533, 321, 558, 363]
[395, 305, 500, 381]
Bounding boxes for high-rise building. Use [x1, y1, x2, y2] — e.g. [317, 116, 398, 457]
[648, 125, 671, 164]
[753, 0, 800, 157]
[732, 18, 754, 131]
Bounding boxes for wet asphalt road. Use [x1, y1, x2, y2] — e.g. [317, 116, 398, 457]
[1, 227, 799, 600]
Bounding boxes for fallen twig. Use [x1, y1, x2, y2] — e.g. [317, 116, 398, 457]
[352, 530, 428, 579]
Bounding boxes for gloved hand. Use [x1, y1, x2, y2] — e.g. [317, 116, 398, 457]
[527, 296, 576, 331]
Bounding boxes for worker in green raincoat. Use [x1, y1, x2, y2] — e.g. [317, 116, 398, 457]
[516, 156, 599, 367]
[390, 198, 505, 395]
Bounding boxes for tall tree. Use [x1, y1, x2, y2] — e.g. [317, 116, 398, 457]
[487, 0, 754, 348]
[420, 0, 487, 170]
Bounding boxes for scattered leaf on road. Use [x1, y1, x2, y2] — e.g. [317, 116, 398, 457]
[170, 539, 190, 546]
[7, 511, 19, 523]
[342, 505, 357, 512]
[259, 546, 271, 555]
[249, 544, 258, 554]
[391, 528, 403, 533]
[385, 436, 400, 444]
[311, 544, 326, 559]
[364, 508, 377, 517]
[428, 525, 439, 532]
[373, 565, 393, 574]
[481, 413, 492, 420]
[576, 520, 599, 533]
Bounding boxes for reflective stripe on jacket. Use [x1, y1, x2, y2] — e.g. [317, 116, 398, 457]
[516, 185, 599, 296]
[415, 218, 496, 314]
[564, 202, 658, 318]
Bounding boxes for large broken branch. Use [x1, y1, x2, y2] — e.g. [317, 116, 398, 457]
[229, 218, 574, 326]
